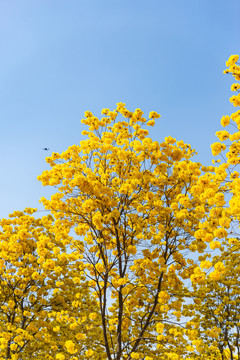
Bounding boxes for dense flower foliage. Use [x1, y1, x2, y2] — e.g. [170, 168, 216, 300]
[0, 54, 239, 359]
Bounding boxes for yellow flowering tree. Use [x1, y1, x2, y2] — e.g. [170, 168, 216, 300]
[183, 54, 240, 360]
[184, 246, 240, 360]
[0, 208, 57, 359]
[37, 101, 217, 360]
[0, 209, 102, 360]
[1, 54, 239, 360]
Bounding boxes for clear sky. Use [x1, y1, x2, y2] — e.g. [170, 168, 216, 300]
[0, 0, 239, 219]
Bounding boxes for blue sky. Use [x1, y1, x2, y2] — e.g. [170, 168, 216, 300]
[0, 0, 239, 219]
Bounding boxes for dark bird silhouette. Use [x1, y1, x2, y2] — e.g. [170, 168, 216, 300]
[43, 148, 50, 151]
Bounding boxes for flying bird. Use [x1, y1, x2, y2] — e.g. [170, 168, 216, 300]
[43, 148, 50, 151]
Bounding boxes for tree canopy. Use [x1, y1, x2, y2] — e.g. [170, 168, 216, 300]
[0, 54, 240, 360]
